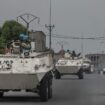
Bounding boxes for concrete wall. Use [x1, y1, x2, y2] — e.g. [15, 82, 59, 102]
[29, 31, 46, 52]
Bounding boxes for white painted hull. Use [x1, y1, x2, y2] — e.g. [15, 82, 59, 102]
[0, 52, 53, 90]
[56, 65, 80, 74]
[56, 58, 83, 74]
[0, 74, 39, 89]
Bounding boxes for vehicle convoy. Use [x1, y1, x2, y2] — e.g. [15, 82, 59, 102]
[55, 51, 84, 79]
[0, 31, 54, 102]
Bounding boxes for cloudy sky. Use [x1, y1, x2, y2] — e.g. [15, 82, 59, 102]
[0, 0, 105, 54]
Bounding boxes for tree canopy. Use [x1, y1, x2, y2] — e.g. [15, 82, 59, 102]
[1, 20, 27, 42]
[0, 37, 6, 53]
[0, 27, 2, 37]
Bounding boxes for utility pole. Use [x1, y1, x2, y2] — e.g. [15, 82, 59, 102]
[45, 0, 55, 49]
[17, 13, 40, 35]
[81, 33, 84, 58]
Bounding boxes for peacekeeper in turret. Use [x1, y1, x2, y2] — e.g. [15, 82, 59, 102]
[64, 50, 72, 59]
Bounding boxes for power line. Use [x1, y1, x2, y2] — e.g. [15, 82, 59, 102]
[46, 33, 105, 40]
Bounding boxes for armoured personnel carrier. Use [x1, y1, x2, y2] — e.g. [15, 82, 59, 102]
[82, 58, 94, 73]
[55, 51, 84, 79]
[0, 32, 54, 102]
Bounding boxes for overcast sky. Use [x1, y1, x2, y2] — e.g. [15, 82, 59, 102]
[0, 0, 105, 54]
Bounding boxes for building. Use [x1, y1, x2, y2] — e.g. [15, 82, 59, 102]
[85, 53, 105, 71]
[29, 31, 46, 52]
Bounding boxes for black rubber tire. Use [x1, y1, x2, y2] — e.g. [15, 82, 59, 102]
[48, 78, 52, 99]
[55, 70, 61, 79]
[0, 92, 4, 98]
[78, 68, 84, 79]
[40, 79, 48, 102]
[78, 73, 83, 79]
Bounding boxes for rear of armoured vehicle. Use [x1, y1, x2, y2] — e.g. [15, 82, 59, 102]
[55, 58, 84, 79]
[0, 52, 54, 102]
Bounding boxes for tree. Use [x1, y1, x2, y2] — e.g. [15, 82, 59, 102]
[1, 20, 27, 42]
[0, 27, 2, 37]
[0, 37, 6, 54]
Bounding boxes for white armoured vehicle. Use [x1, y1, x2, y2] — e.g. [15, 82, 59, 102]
[82, 58, 94, 73]
[55, 52, 84, 79]
[0, 32, 54, 102]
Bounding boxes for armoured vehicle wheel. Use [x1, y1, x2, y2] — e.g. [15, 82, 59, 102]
[78, 68, 84, 79]
[78, 73, 83, 79]
[55, 70, 61, 79]
[40, 78, 48, 102]
[0, 92, 4, 98]
[48, 77, 52, 99]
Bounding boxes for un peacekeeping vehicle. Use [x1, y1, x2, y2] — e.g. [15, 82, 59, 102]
[55, 51, 84, 79]
[0, 31, 54, 102]
[82, 58, 94, 73]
